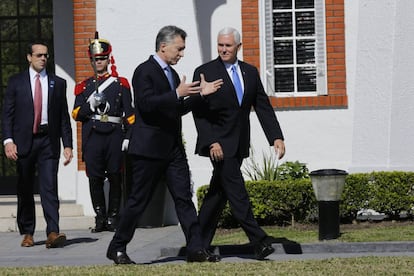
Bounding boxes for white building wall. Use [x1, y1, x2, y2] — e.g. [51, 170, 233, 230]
[52, 0, 414, 213]
[53, 0, 79, 202]
[384, 0, 414, 171]
[349, 0, 414, 172]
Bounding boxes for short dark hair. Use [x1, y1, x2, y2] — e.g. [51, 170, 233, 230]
[27, 41, 49, 55]
[155, 25, 187, 52]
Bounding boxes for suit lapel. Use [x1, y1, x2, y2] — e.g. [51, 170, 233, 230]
[23, 71, 34, 116]
[150, 55, 177, 90]
[216, 58, 244, 106]
[24, 71, 32, 100]
[47, 74, 55, 111]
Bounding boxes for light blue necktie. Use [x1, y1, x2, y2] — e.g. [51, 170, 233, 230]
[231, 65, 243, 105]
[165, 66, 175, 90]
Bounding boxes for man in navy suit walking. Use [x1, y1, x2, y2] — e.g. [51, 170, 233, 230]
[190, 27, 286, 260]
[106, 25, 223, 264]
[2, 41, 73, 248]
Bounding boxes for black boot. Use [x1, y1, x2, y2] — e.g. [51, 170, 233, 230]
[89, 178, 107, 233]
[106, 174, 122, 232]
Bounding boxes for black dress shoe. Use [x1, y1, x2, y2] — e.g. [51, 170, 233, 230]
[206, 249, 221, 262]
[187, 249, 221, 262]
[106, 250, 136, 264]
[91, 220, 107, 233]
[91, 225, 106, 233]
[254, 239, 275, 260]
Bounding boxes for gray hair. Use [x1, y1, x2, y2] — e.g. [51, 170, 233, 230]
[217, 27, 241, 45]
[155, 25, 187, 51]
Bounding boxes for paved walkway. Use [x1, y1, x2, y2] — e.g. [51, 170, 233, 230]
[1, 226, 414, 267]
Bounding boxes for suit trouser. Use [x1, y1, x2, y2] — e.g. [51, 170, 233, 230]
[16, 135, 60, 236]
[198, 157, 267, 248]
[108, 146, 203, 254]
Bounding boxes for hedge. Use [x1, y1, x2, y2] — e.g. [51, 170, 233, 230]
[196, 171, 414, 227]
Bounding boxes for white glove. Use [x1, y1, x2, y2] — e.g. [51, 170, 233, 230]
[121, 139, 129, 151]
[87, 91, 99, 111]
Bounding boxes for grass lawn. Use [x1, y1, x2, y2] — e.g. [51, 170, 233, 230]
[213, 220, 414, 244]
[2, 257, 414, 275]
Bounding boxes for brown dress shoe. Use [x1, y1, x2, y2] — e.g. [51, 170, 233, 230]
[45, 232, 66, 248]
[21, 234, 34, 247]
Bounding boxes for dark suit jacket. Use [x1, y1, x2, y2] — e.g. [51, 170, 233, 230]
[2, 69, 73, 158]
[128, 55, 187, 158]
[191, 57, 284, 158]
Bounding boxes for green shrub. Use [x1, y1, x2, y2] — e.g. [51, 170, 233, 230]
[340, 173, 372, 221]
[197, 170, 414, 228]
[247, 179, 316, 226]
[368, 172, 414, 219]
[277, 161, 309, 180]
[242, 148, 309, 182]
[340, 171, 414, 221]
[242, 149, 280, 181]
[197, 179, 317, 227]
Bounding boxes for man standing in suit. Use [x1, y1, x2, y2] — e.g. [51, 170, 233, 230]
[2, 41, 73, 248]
[190, 27, 286, 260]
[106, 25, 223, 264]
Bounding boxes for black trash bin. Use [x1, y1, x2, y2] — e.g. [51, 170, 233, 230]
[309, 169, 347, 240]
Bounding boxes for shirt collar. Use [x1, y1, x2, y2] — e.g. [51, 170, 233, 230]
[153, 54, 169, 70]
[223, 60, 240, 71]
[97, 72, 110, 80]
[29, 67, 46, 79]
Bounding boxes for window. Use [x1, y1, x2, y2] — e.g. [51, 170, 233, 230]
[265, 0, 326, 96]
[0, 0, 54, 178]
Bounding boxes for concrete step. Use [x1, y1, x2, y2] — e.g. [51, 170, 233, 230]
[0, 202, 86, 217]
[0, 196, 94, 232]
[0, 216, 95, 232]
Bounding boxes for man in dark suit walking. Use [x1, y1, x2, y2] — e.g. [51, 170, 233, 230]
[2, 41, 73, 248]
[190, 27, 286, 260]
[106, 25, 223, 264]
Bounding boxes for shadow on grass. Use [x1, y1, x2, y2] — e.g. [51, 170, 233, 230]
[151, 256, 187, 264]
[213, 236, 303, 256]
[164, 236, 303, 260]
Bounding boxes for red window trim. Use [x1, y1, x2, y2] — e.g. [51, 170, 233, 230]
[241, 0, 347, 109]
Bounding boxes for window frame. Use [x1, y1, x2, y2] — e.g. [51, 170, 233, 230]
[254, 0, 347, 109]
[264, 0, 326, 97]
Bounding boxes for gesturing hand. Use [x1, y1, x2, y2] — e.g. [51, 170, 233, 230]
[176, 75, 201, 97]
[200, 74, 223, 96]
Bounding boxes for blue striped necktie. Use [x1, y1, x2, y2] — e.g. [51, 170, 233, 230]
[165, 66, 175, 90]
[231, 65, 243, 105]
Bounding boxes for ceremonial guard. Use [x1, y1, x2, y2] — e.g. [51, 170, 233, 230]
[72, 33, 135, 232]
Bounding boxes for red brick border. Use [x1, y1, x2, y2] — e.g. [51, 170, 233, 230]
[73, 0, 96, 170]
[241, 0, 347, 108]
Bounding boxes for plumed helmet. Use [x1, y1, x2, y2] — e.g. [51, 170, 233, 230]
[88, 31, 112, 58]
[88, 31, 118, 77]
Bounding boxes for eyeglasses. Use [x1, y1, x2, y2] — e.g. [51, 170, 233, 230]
[32, 53, 49, 58]
[93, 57, 108, 61]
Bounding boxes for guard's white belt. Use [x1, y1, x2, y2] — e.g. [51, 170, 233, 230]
[90, 114, 122, 124]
